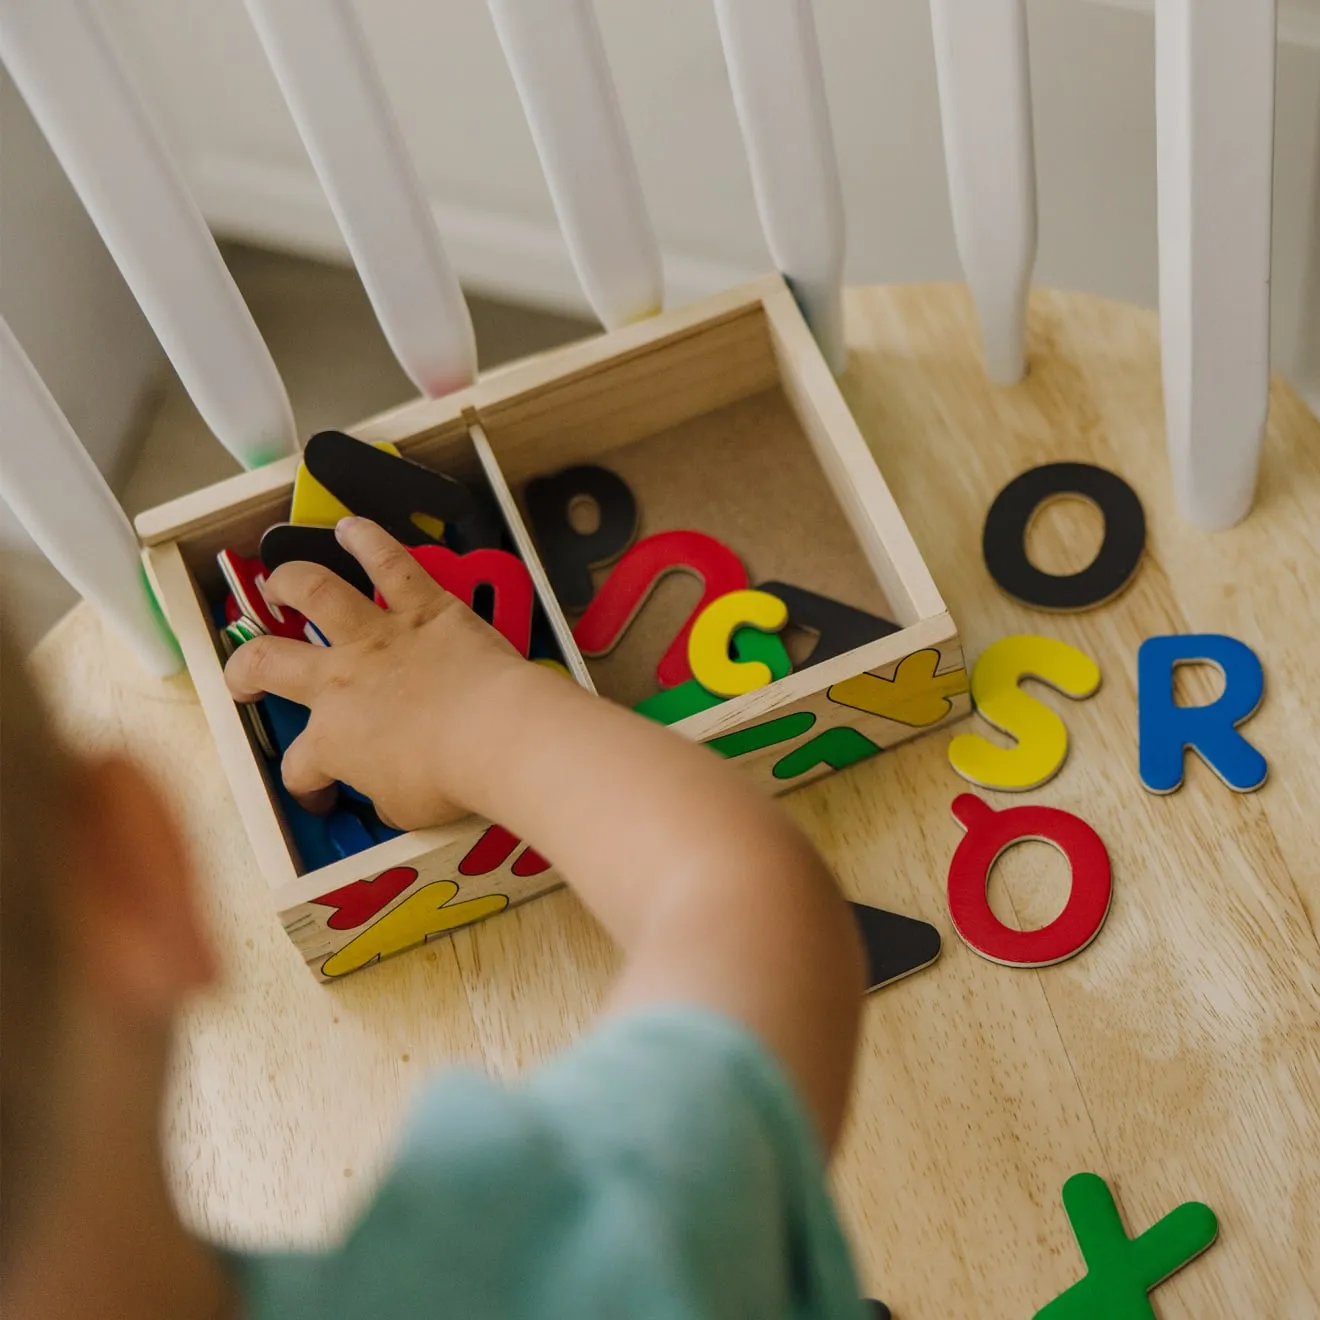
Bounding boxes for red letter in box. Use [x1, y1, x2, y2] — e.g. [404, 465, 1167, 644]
[376, 546, 535, 657]
[572, 530, 747, 688]
[217, 549, 310, 641]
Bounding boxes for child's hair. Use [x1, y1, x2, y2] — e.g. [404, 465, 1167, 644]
[1, 602, 70, 1260]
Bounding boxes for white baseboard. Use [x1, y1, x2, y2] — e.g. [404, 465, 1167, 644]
[188, 152, 760, 322]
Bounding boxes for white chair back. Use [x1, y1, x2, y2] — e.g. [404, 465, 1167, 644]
[486, 0, 664, 332]
[0, 0, 297, 471]
[1155, 0, 1276, 531]
[0, 0, 1281, 672]
[243, 0, 477, 398]
[0, 313, 180, 675]
[929, 0, 1037, 387]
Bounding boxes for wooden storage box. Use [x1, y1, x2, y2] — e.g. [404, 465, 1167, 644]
[138, 275, 969, 980]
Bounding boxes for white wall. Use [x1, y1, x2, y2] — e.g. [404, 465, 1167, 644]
[0, 69, 163, 547]
[98, 0, 1320, 395]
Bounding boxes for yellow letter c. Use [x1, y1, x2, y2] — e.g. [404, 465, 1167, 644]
[687, 590, 790, 697]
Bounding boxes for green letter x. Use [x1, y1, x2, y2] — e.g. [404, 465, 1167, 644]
[1035, 1173, 1218, 1319]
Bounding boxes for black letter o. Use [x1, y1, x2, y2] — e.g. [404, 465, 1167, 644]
[982, 462, 1145, 611]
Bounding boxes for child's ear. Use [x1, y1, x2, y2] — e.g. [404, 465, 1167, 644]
[62, 755, 217, 1016]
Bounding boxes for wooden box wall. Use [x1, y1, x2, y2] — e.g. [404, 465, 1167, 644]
[137, 275, 969, 980]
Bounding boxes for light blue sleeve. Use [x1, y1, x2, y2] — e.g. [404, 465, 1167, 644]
[235, 1008, 867, 1320]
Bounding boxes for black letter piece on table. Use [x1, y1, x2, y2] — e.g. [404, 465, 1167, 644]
[523, 464, 638, 611]
[982, 462, 1146, 611]
[758, 582, 901, 666]
[304, 429, 502, 553]
[850, 902, 942, 993]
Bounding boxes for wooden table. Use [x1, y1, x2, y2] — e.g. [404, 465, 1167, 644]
[35, 286, 1320, 1317]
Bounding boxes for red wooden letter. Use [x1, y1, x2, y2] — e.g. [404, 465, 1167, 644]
[572, 530, 747, 688]
[217, 548, 309, 640]
[946, 794, 1111, 968]
[377, 546, 535, 657]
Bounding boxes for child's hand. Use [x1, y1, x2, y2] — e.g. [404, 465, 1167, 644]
[224, 517, 532, 829]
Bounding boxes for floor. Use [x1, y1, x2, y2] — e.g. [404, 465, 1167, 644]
[1, 243, 592, 650]
[35, 282, 1320, 1315]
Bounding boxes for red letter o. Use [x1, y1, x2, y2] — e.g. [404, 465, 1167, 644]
[946, 794, 1112, 968]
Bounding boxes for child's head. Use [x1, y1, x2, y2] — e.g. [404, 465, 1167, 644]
[1, 608, 217, 1271]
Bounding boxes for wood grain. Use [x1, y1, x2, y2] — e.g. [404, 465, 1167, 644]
[33, 284, 1320, 1314]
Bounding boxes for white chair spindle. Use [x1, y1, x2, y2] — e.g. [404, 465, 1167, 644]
[485, 0, 663, 330]
[929, 0, 1037, 385]
[1156, 0, 1277, 530]
[0, 0, 297, 470]
[0, 316, 181, 676]
[244, 0, 477, 399]
[713, 0, 847, 374]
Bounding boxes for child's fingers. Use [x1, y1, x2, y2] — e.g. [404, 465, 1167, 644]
[335, 516, 443, 612]
[265, 560, 380, 642]
[224, 635, 323, 705]
[279, 732, 338, 814]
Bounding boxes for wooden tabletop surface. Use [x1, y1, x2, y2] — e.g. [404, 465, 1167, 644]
[34, 285, 1320, 1318]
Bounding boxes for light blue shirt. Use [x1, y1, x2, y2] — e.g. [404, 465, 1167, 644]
[234, 1008, 866, 1318]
